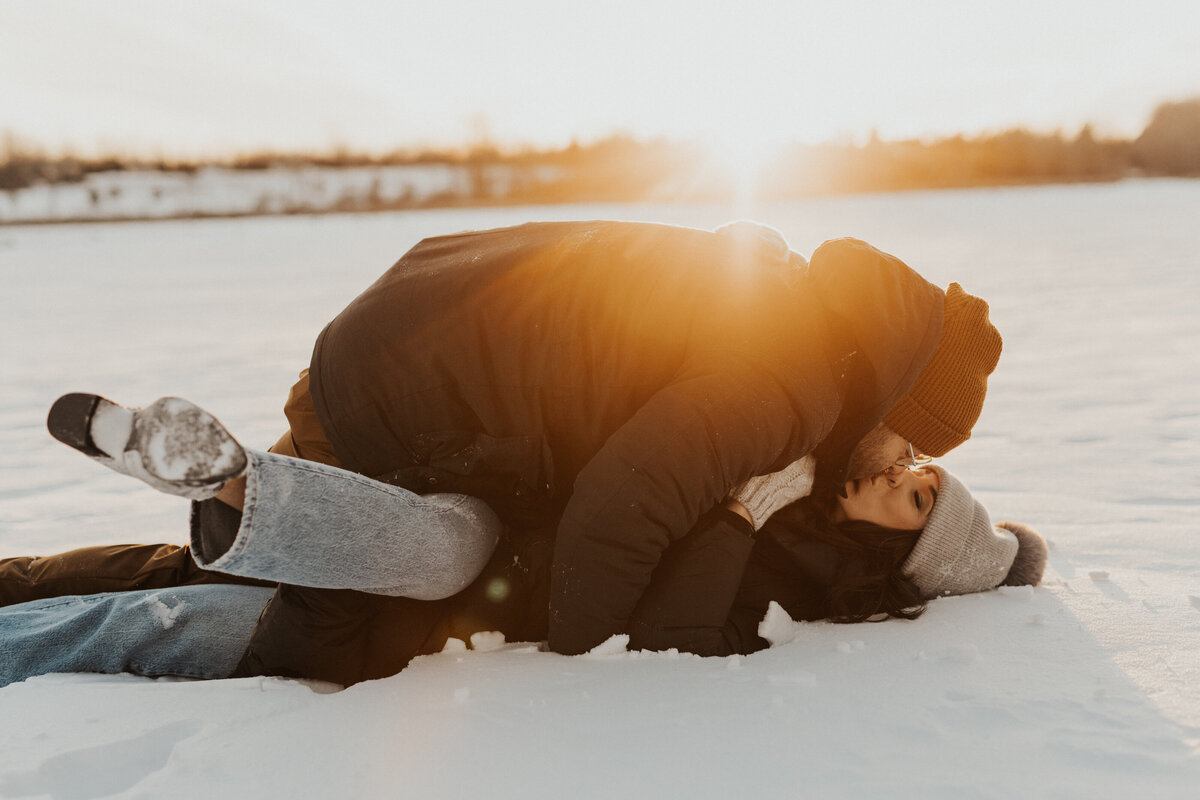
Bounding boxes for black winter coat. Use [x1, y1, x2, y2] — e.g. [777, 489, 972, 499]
[237, 506, 842, 685]
[236, 221, 944, 683]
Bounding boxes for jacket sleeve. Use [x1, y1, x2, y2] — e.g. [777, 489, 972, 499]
[547, 362, 839, 655]
[626, 507, 765, 656]
[626, 509, 843, 657]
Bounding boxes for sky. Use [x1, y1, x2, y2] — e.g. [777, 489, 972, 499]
[2, 0, 1199, 159]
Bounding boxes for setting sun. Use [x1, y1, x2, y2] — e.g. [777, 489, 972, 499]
[700, 130, 787, 214]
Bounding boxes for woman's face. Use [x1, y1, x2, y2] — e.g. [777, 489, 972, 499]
[836, 467, 941, 530]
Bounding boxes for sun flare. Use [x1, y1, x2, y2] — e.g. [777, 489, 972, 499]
[702, 129, 786, 214]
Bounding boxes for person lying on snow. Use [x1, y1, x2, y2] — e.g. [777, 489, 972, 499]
[1, 459, 1046, 688]
[0, 220, 1045, 687]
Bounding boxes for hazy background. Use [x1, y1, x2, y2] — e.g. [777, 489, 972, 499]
[3, 0, 1198, 158]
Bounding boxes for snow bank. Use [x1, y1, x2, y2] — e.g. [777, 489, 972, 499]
[0, 163, 552, 224]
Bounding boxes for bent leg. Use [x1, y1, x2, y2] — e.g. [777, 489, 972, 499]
[191, 449, 502, 601]
[0, 584, 274, 688]
[211, 366, 341, 513]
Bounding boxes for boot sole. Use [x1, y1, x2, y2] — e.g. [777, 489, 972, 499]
[47, 393, 247, 496]
[133, 397, 247, 486]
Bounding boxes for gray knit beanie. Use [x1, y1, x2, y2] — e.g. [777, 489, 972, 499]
[902, 466, 1046, 598]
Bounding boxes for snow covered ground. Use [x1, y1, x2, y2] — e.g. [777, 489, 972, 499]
[1, 180, 1198, 798]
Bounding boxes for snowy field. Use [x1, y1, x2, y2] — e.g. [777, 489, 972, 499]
[1, 180, 1199, 798]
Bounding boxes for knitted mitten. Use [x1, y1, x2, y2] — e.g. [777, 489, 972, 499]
[729, 456, 815, 530]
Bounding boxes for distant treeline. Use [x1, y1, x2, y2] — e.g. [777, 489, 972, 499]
[762, 97, 1200, 198]
[3, 97, 1199, 202]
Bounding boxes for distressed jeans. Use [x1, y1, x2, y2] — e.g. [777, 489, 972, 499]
[0, 449, 502, 688]
[191, 449, 501, 601]
[0, 584, 274, 687]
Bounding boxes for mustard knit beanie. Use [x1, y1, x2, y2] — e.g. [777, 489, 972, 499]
[884, 283, 1002, 457]
[902, 466, 1047, 599]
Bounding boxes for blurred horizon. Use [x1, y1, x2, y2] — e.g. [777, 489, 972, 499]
[3, 95, 1199, 225]
[1, 93, 1196, 164]
[3, 0, 1199, 161]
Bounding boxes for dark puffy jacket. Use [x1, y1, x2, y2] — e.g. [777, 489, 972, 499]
[236, 221, 944, 682]
[235, 507, 840, 685]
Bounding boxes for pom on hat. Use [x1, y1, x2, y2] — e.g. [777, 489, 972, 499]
[884, 284, 1002, 457]
[902, 466, 1018, 599]
[997, 521, 1048, 587]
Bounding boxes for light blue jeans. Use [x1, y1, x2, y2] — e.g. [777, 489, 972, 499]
[0, 449, 502, 688]
[0, 584, 275, 685]
[192, 449, 501, 601]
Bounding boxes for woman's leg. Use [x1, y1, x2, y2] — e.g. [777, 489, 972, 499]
[0, 584, 275, 688]
[191, 449, 501, 601]
[47, 371, 502, 602]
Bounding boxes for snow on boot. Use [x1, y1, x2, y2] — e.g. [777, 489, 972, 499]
[47, 393, 247, 501]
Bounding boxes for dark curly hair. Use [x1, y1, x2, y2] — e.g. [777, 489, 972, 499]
[766, 487, 927, 623]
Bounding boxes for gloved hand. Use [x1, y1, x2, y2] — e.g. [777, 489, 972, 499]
[729, 455, 816, 530]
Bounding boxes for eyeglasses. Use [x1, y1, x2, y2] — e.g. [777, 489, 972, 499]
[892, 442, 933, 471]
